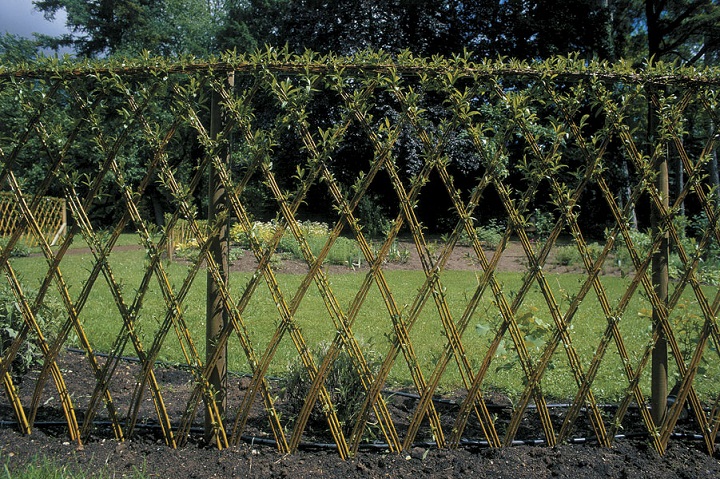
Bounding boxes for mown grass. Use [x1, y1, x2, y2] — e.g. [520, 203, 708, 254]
[7, 234, 720, 402]
[2, 457, 146, 479]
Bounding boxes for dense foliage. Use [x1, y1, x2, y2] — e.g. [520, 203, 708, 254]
[0, 1, 719, 234]
[13, 0, 718, 65]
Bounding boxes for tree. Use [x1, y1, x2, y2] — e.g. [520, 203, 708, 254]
[34, 0, 226, 57]
[0, 34, 42, 62]
[629, 0, 720, 427]
[216, 0, 289, 53]
[255, 0, 615, 60]
[645, 0, 720, 64]
[273, 0, 432, 55]
[490, 0, 614, 59]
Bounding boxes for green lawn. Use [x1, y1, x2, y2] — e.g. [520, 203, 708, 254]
[2, 458, 146, 479]
[7, 237, 720, 402]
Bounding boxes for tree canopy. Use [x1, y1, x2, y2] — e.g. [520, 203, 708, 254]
[21, 0, 717, 66]
[32, 0, 225, 57]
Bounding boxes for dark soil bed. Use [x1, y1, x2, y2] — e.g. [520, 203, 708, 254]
[2, 424, 719, 478]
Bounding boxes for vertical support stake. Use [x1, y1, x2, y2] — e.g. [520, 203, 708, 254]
[650, 100, 669, 426]
[205, 72, 233, 441]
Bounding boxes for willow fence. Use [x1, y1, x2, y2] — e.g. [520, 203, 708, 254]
[1, 52, 720, 458]
[0, 193, 66, 247]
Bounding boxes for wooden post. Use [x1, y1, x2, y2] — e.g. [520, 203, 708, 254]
[650, 93, 669, 426]
[205, 73, 232, 440]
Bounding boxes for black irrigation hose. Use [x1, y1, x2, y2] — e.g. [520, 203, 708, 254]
[0, 419, 708, 452]
[385, 389, 613, 410]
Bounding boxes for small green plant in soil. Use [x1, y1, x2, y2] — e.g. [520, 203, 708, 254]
[554, 244, 580, 266]
[553, 242, 607, 269]
[453, 219, 505, 249]
[0, 285, 62, 379]
[384, 240, 410, 264]
[281, 341, 382, 436]
[229, 220, 362, 267]
[0, 239, 30, 258]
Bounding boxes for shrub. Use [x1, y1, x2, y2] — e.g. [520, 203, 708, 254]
[608, 222, 720, 284]
[553, 241, 606, 268]
[475, 219, 504, 248]
[231, 220, 327, 252]
[355, 193, 392, 239]
[554, 245, 580, 266]
[325, 236, 363, 266]
[0, 285, 62, 378]
[455, 219, 505, 249]
[230, 220, 281, 250]
[172, 238, 201, 262]
[612, 228, 652, 273]
[230, 220, 362, 267]
[281, 341, 381, 435]
[529, 209, 554, 239]
[585, 242, 606, 262]
[0, 238, 30, 258]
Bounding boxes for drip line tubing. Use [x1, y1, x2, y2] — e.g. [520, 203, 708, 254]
[0, 419, 708, 451]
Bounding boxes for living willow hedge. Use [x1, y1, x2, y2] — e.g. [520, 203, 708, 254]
[1, 50, 720, 458]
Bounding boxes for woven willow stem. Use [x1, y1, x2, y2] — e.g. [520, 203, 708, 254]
[331, 79, 447, 451]
[544, 81, 653, 447]
[389, 80, 502, 448]
[269, 81, 402, 453]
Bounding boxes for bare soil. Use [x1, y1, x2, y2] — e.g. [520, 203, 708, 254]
[2, 425, 720, 478]
[3, 239, 720, 477]
[229, 237, 614, 276]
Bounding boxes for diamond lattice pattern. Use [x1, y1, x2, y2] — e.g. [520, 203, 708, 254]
[0, 58, 719, 457]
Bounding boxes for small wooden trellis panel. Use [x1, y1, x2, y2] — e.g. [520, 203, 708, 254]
[0, 53, 720, 459]
[0, 192, 66, 247]
[164, 216, 207, 261]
